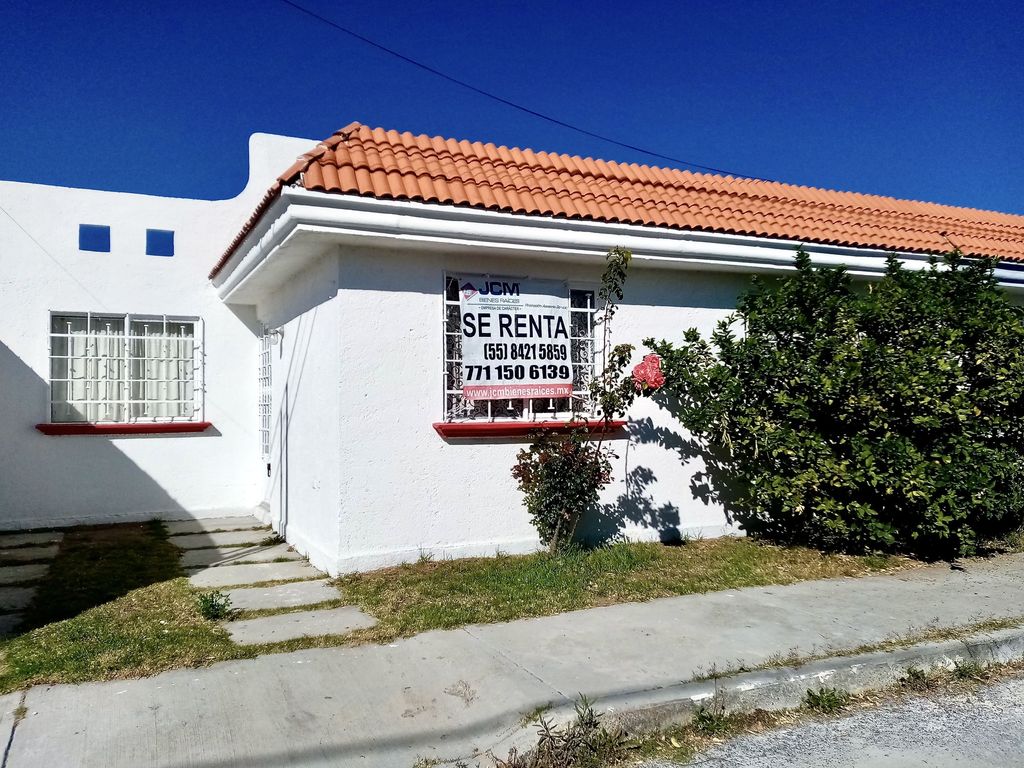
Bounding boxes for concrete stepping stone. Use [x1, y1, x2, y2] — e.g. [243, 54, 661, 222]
[0, 532, 63, 548]
[0, 587, 36, 612]
[225, 606, 377, 645]
[180, 543, 302, 569]
[0, 564, 48, 586]
[164, 516, 265, 535]
[0, 614, 22, 636]
[169, 530, 272, 550]
[189, 561, 322, 588]
[0, 545, 59, 563]
[225, 579, 342, 612]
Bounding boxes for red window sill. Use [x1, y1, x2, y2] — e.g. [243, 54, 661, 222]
[35, 422, 213, 436]
[433, 420, 627, 439]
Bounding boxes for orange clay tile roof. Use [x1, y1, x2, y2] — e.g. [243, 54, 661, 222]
[210, 121, 1024, 278]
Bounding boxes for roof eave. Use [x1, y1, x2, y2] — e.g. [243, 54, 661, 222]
[212, 189, 1024, 305]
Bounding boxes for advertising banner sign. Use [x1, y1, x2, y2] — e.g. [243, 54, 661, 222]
[457, 275, 573, 400]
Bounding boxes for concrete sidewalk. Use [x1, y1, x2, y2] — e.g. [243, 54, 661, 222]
[3, 554, 1023, 768]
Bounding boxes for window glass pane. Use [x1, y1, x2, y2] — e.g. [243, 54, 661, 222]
[90, 316, 125, 335]
[493, 399, 525, 419]
[52, 401, 87, 422]
[445, 275, 460, 302]
[444, 331, 462, 363]
[570, 310, 593, 338]
[445, 303, 460, 330]
[445, 358, 463, 389]
[50, 357, 68, 380]
[572, 336, 594, 365]
[570, 290, 594, 309]
[446, 394, 491, 420]
[51, 315, 88, 334]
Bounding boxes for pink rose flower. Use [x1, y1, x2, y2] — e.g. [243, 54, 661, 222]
[632, 354, 665, 392]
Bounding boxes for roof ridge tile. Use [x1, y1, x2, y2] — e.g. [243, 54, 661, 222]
[210, 121, 1024, 278]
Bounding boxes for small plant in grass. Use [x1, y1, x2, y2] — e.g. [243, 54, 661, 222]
[416, 549, 435, 564]
[900, 666, 932, 692]
[512, 247, 664, 553]
[494, 695, 628, 768]
[952, 658, 988, 681]
[803, 686, 850, 713]
[691, 698, 730, 735]
[196, 590, 233, 621]
[260, 534, 285, 547]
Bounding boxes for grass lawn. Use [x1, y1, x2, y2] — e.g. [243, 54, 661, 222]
[20, 521, 183, 629]
[0, 527, 914, 693]
[336, 538, 911, 645]
[0, 523, 242, 693]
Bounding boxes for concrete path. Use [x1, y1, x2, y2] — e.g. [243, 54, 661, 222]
[171, 530, 273, 549]
[225, 580, 342, 611]
[0, 532, 63, 548]
[168, 516, 376, 644]
[187, 560, 323, 588]
[165, 517, 274, 535]
[0, 535, 61, 636]
[179, 543, 303, 569]
[3, 554, 1023, 767]
[226, 606, 378, 645]
[0, 545, 58, 562]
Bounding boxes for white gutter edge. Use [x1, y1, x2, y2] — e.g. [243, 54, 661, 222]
[215, 187, 1024, 301]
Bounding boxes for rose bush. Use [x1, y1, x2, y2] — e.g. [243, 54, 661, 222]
[512, 247, 638, 552]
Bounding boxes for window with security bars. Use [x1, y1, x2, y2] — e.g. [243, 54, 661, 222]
[258, 327, 273, 459]
[48, 313, 203, 423]
[443, 275, 596, 421]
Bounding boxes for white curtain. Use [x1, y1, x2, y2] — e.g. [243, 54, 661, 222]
[129, 320, 195, 420]
[51, 315, 195, 423]
[51, 315, 125, 422]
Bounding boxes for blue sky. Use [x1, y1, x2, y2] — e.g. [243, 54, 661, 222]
[2, 0, 1022, 213]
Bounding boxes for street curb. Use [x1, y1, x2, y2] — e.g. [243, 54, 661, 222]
[493, 623, 1024, 756]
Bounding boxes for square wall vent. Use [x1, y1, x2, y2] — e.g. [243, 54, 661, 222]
[146, 229, 175, 257]
[79, 224, 111, 252]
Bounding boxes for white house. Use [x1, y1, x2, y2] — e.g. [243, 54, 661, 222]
[3, 121, 1023, 574]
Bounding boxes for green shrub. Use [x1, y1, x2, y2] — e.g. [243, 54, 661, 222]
[494, 696, 628, 768]
[803, 686, 850, 713]
[512, 247, 640, 552]
[952, 658, 987, 680]
[512, 428, 615, 551]
[691, 700, 730, 735]
[195, 590, 232, 621]
[900, 666, 932, 691]
[648, 250, 1024, 559]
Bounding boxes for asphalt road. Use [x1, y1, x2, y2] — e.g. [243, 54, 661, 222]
[644, 673, 1024, 768]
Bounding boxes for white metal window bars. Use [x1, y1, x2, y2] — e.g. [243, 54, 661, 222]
[48, 313, 203, 423]
[258, 326, 273, 460]
[443, 274, 596, 422]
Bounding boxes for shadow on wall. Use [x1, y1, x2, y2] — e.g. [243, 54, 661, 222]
[0, 340, 188, 528]
[632, 414, 741, 522]
[578, 462, 683, 546]
[575, 416, 741, 547]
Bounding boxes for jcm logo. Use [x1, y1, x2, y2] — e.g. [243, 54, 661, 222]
[461, 281, 521, 300]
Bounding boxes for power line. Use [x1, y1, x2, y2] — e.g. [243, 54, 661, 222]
[274, 0, 769, 181]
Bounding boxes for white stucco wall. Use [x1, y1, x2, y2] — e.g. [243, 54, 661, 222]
[259, 244, 748, 574]
[256, 254, 345, 571]
[0, 133, 315, 528]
